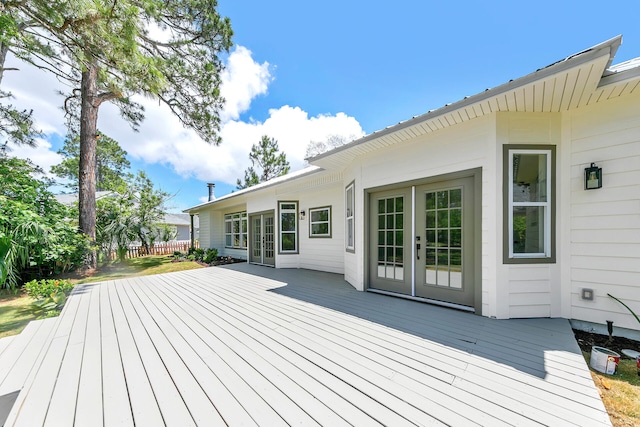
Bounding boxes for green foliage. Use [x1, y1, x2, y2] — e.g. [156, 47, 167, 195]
[608, 294, 640, 324]
[29, 292, 66, 319]
[5, 0, 233, 143]
[36, 309, 62, 320]
[203, 248, 219, 264]
[4, 0, 232, 268]
[24, 278, 74, 319]
[0, 12, 43, 149]
[95, 171, 172, 260]
[0, 101, 41, 152]
[51, 133, 131, 192]
[237, 136, 290, 189]
[23, 279, 74, 299]
[0, 157, 89, 288]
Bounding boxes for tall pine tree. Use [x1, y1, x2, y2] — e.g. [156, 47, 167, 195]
[237, 135, 290, 189]
[2, 0, 233, 268]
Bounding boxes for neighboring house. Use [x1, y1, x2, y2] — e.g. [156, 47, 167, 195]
[56, 192, 198, 242]
[162, 213, 199, 241]
[186, 36, 640, 337]
[55, 191, 115, 206]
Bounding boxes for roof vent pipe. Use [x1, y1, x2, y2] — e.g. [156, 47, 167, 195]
[207, 183, 216, 201]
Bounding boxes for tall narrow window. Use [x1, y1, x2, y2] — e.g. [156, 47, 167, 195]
[345, 181, 355, 252]
[279, 201, 298, 253]
[504, 146, 555, 263]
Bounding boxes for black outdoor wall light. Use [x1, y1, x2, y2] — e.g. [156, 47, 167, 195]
[585, 163, 602, 190]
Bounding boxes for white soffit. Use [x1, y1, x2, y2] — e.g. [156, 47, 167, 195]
[310, 37, 622, 170]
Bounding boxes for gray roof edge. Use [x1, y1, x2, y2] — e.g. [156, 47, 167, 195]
[599, 61, 640, 87]
[308, 35, 622, 164]
[183, 167, 326, 213]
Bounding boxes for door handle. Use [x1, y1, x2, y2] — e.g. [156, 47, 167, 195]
[416, 243, 421, 259]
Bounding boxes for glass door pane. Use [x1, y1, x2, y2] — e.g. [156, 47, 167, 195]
[376, 196, 404, 281]
[424, 188, 463, 289]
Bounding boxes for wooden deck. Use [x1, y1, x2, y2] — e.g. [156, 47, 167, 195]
[2, 264, 611, 426]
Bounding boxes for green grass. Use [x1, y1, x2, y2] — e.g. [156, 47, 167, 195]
[0, 291, 36, 338]
[584, 352, 640, 426]
[70, 255, 204, 284]
[0, 255, 204, 338]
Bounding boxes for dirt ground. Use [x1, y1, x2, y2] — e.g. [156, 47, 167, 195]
[573, 329, 640, 355]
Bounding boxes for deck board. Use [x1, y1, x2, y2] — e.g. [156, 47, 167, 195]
[0, 318, 57, 397]
[176, 271, 529, 426]
[99, 281, 134, 427]
[5, 264, 612, 426]
[182, 268, 605, 415]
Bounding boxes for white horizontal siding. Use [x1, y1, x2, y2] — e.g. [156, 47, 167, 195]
[198, 212, 211, 249]
[498, 112, 562, 319]
[506, 265, 553, 318]
[569, 91, 640, 331]
[297, 184, 345, 274]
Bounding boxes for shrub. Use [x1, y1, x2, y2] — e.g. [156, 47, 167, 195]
[203, 248, 218, 264]
[24, 278, 74, 319]
[23, 278, 74, 299]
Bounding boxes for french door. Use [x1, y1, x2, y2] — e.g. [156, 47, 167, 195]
[369, 177, 476, 308]
[249, 212, 275, 266]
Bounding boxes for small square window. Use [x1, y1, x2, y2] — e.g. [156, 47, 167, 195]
[309, 206, 332, 238]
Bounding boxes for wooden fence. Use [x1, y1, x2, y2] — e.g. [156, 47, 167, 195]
[109, 240, 199, 260]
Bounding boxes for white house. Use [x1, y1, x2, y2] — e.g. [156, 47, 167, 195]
[162, 213, 199, 242]
[186, 36, 640, 337]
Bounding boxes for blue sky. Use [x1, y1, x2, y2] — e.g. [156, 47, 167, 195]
[4, 0, 640, 212]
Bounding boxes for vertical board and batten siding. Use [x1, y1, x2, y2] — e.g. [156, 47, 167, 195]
[568, 91, 640, 331]
[496, 112, 563, 319]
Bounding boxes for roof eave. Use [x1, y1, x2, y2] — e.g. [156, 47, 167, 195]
[308, 35, 622, 166]
[184, 166, 325, 213]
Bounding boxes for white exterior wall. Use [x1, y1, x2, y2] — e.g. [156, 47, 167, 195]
[196, 171, 345, 274]
[567, 91, 640, 331]
[264, 174, 344, 274]
[190, 79, 639, 328]
[496, 112, 563, 319]
[197, 211, 212, 249]
[343, 171, 361, 290]
[344, 115, 497, 308]
[218, 204, 247, 259]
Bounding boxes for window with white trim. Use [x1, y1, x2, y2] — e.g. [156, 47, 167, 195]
[345, 181, 355, 252]
[279, 201, 298, 253]
[505, 146, 555, 262]
[309, 206, 331, 237]
[224, 212, 247, 249]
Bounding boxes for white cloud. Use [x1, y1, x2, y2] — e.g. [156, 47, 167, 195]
[220, 46, 272, 122]
[2, 45, 364, 188]
[8, 138, 63, 177]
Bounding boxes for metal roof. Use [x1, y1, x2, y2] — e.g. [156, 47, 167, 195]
[184, 166, 325, 213]
[307, 36, 638, 170]
[185, 35, 640, 212]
